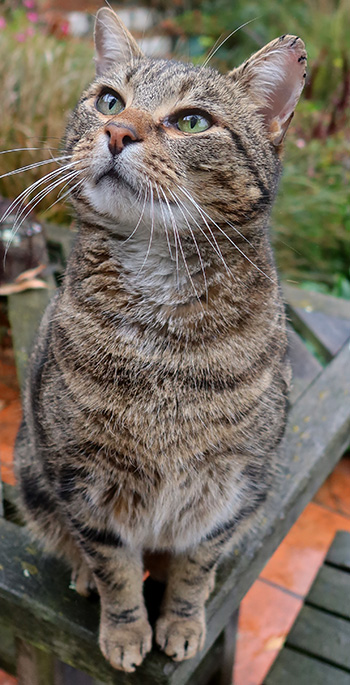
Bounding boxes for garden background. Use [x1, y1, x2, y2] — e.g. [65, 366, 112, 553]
[0, 2, 350, 685]
[1, 0, 350, 297]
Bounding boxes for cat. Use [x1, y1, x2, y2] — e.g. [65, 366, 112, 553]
[14, 7, 307, 673]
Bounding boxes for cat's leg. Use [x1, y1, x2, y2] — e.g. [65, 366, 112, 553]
[155, 514, 251, 661]
[68, 518, 152, 673]
[70, 557, 96, 597]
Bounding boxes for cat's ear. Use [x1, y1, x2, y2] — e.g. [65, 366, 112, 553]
[229, 35, 307, 145]
[94, 8, 143, 76]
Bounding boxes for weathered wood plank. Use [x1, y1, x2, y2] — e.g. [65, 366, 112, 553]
[0, 477, 4, 518]
[0, 341, 349, 684]
[287, 605, 350, 670]
[289, 307, 350, 358]
[287, 326, 322, 404]
[43, 222, 76, 265]
[213, 610, 238, 685]
[326, 530, 350, 570]
[2, 482, 22, 526]
[7, 279, 55, 390]
[306, 564, 350, 620]
[283, 284, 350, 358]
[283, 284, 350, 321]
[264, 647, 350, 685]
[182, 632, 225, 685]
[0, 616, 16, 676]
[54, 661, 100, 685]
[0, 518, 170, 685]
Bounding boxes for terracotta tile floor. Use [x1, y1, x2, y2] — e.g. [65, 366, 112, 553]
[1, 329, 350, 685]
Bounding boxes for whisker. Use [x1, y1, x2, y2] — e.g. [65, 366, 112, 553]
[154, 183, 174, 261]
[225, 220, 256, 249]
[200, 33, 225, 70]
[45, 173, 86, 213]
[0, 162, 77, 224]
[4, 169, 83, 266]
[136, 182, 154, 275]
[160, 187, 202, 304]
[168, 189, 208, 303]
[159, 188, 180, 289]
[0, 147, 45, 155]
[213, 224, 276, 284]
[122, 186, 148, 244]
[13, 169, 83, 230]
[173, 187, 232, 276]
[178, 186, 277, 285]
[0, 156, 71, 180]
[201, 17, 259, 70]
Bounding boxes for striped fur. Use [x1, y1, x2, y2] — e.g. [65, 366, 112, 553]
[15, 9, 306, 673]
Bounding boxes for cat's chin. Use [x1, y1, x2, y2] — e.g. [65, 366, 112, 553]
[81, 177, 142, 224]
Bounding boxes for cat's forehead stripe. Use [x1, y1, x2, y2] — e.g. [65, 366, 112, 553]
[104, 59, 223, 111]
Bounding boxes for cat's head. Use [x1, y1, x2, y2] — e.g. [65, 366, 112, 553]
[65, 8, 306, 235]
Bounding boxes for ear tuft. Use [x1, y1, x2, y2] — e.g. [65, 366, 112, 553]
[229, 35, 307, 145]
[94, 8, 143, 76]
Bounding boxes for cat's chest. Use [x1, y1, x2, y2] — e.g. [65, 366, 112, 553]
[89, 455, 247, 552]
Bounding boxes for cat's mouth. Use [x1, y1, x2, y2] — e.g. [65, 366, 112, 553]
[95, 167, 121, 184]
[94, 166, 136, 193]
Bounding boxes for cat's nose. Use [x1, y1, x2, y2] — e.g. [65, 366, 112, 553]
[104, 123, 141, 156]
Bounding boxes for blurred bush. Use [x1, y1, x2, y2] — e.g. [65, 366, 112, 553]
[0, 0, 349, 294]
[172, 0, 350, 293]
[0, 3, 94, 224]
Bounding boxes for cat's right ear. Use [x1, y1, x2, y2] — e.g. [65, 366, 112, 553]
[228, 35, 307, 145]
[94, 8, 143, 76]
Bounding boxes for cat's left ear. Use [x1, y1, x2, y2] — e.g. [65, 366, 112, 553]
[229, 35, 307, 145]
[94, 8, 143, 76]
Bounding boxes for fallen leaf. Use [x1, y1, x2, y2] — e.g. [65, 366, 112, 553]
[264, 635, 286, 651]
[0, 278, 47, 295]
[15, 263, 46, 282]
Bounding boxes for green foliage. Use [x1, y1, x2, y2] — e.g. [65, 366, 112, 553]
[272, 124, 350, 292]
[174, 0, 350, 295]
[0, 2, 349, 296]
[0, 8, 94, 223]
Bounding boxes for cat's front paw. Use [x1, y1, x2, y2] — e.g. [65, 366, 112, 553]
[99, 617, 153, 672]
[156, 612, 206, 661]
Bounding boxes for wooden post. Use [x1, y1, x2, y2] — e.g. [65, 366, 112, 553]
[54, 661, 102, 685]
[220, 609, 239, 685]
[16, 639, 101, 685]
[16, 639, 56, 685]
[207, 609, 239, 685]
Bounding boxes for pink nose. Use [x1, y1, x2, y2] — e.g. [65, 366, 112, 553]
[104, 123, 140, 156]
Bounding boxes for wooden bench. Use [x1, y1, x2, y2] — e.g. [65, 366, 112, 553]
[1, 224, 350, 684]
[265, 530, 350, 684]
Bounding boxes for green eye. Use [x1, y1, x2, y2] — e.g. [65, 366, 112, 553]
[176, 113, 211, 133]
[96, 91, 124, 116]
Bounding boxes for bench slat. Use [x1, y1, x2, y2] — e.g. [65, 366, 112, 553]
[326, 530, 350, 570]
[8, 280, 55, 390]
[287, 326, 322, 404]
[283, 284, 350, 321]
[306, 564, 350, 620]
[0, 517, 163, 685]
[0, 616, 16, 676]
[44, 222, 76, 265]
[283, 284, 350, 359]
[289, 307, 350, 358]
[286, 605, 350, 671]
[264, 647, 350, 685]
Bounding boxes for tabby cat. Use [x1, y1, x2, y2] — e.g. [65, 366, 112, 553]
[14, 8, 307, 673]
